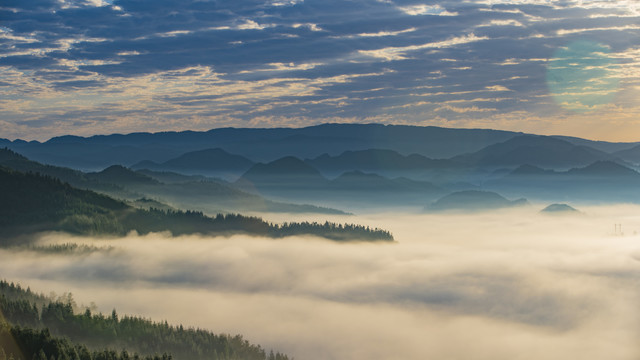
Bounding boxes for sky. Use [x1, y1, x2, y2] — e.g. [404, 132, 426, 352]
[1, 0, 639, 141]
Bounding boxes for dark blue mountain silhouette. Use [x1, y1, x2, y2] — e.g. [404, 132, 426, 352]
[552, 135, 639, 153]
[452, 135, 613, 168]
[238, 156, 328, 191]
[540, 203, 579, 214]
[486, 160, 640, 203]
[87, 165, 159, 185]
[330, 170, 444, 193]
[428, 190, 528, 211]
[566, 160, 640, 177]
[613, 144, 640, 165]
[131, 148, 254, 177]
[3, 124, 521, 170]
[307, 149, 454, 175]
[0, 148, 346, 215]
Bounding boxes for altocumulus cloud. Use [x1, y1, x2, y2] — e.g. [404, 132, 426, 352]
[0, 0, 639, 140]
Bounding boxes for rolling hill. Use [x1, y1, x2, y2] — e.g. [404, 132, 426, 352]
[0, 166, 392, 242]
[486, 160, 640, 202]
[428, 190, 528, 212]
[306, 149, 455, 177]
[612, 144, 640, 165]
[2, 124, 522, 170]
[0, 148, 347, 215]
[131, 148, 255, 178]
[452, 135, 615, 169]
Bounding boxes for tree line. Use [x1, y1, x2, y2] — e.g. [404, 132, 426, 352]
[0, 167, 393, 242]
[0, 281, 290, 360]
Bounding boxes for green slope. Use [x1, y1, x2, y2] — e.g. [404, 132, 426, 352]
[0, 280, 289, 360]
[0, 167, 392, 242]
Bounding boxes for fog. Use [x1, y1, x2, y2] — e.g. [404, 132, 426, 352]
[2, 205, 640, 360]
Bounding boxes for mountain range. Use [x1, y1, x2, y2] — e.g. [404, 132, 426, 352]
[0, 148, 347, 215]
[450, 135, 617, 169]
[0, 124, 537, 170]
[131, 148, 255, 179]
[427, 190, 528, 212]
[486, 160, 640, 202]
[3, 123, 640, 209]
[4, 124, 639, 173]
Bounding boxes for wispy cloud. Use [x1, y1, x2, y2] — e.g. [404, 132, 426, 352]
[397, 4, 458, 16]
[0, 0, 638, 140]
[358, 34, 488, 61]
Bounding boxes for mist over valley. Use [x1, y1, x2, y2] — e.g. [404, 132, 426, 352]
[2, 125, 640, 359]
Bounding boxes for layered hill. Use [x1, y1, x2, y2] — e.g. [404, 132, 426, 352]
[306, 149, 455, 177]
[428, 190, 528, 212]
[2, 124, 522, 170]
[0, 148, 346, 215]
[235, 156, 447, 209]
[451, 135, 615, 169]
[4, 123, 640, 208]
[611, 144, 640, 165]
[131, 148, 255, 178]
[239, 156, 329, 191]
[487, 160, 640, 202]
[540, 203, 580, 214]
[0, 167, 392, 242]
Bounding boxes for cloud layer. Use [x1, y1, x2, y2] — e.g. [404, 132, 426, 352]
[1, 0, 639, 140]
[2, 206, 640, 359]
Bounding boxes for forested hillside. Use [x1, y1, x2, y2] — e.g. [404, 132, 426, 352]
[0, 281, 290, 360]
[0, 167, 393, 242]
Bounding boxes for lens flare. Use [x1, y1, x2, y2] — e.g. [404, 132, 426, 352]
[546, 40, 619, 112]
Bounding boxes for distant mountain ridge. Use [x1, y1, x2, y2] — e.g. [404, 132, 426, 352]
[306, 149, 455, 176]
[567, 160, 640, 177]
[234, 155, 448, 209]
[486, 160, 640, 203]
[503, 160, 640, 180]
[2, 124, 523, 170]
[428, 190, 528, 212]
[4, 124, 639, 177]
[3, 122, 640, 208]
[551, 135, 639, 153]
[131, 148, 255, 178]
[240, 156, 328, 188]
[451, 135, 616, 169]
[613, 144, 640, 165]
[540, 203, 580, 214]
[88, 165, 160, 185]
[0, 148, 348, 215]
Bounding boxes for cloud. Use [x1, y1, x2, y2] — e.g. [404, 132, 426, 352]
[2, 206, 640, 359]
[0, 0, 639, 140]
[397, 4, 458, 16]
[479, 19, 525, 27]
[358, 33, 489, 61]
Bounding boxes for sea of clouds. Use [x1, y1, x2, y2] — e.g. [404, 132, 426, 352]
[1, 205, 640, 360]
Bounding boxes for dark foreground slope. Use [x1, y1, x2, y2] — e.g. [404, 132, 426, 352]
[0, 280, 290, 360]
[0, 167, 392, 242]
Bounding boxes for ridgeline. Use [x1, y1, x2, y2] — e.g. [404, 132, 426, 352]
[0, 167, 393, 242]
